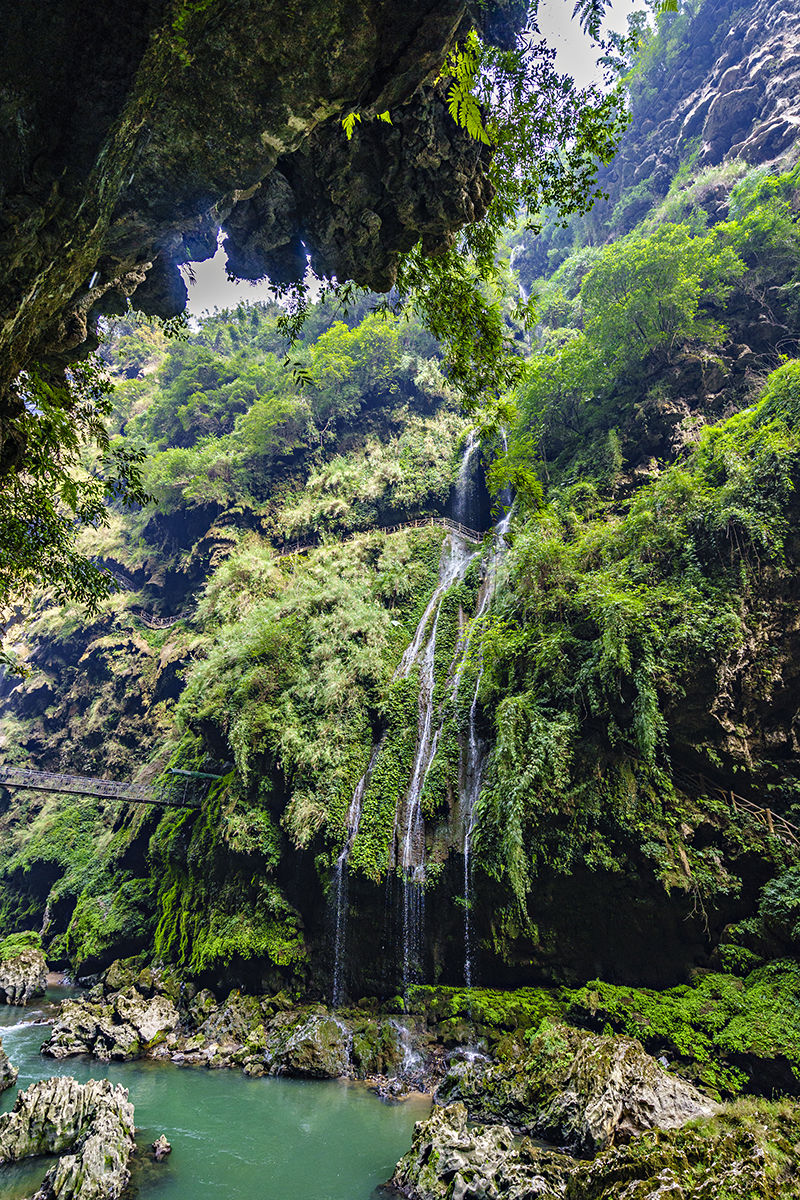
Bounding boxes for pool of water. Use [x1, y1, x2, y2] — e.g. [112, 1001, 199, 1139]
[0, 990, 429, 1200]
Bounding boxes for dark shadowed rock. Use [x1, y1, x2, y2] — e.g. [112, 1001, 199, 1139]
[0, 0, 524, 465]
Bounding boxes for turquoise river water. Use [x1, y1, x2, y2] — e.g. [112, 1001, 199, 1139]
[0, 988, 430, 1200]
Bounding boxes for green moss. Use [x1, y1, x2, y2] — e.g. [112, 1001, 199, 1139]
[65, 878, 155, 974]
[570, 961, 800, 1097]
[406, 984, 568, 1033]
[350, 675, 419, 881]
[0, 930, 42, 959]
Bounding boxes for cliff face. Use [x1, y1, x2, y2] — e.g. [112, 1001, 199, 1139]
[2, 0, 800, 1003]
[0, 0, 523, 473]
[603, 0, 800, 222]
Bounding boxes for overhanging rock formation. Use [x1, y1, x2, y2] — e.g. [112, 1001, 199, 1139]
[0, 0, 525, 473]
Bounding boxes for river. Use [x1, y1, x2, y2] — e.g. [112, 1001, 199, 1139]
[0, 987, 429, 1200]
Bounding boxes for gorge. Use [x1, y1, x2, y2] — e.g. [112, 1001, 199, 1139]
[3, 0, 800, 1196]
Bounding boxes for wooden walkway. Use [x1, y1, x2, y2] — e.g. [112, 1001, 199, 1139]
[686, 772, 800, 849]
[0, 766, 202, 808]
[275, 515, 484, 560]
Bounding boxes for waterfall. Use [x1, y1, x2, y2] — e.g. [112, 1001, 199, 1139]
[451, 431, 478, 527]
[458, 498, 513, 988]
[331, 740, 383, 1008]
[330, 433, 487, 1000]
[397, 533, 478, 991]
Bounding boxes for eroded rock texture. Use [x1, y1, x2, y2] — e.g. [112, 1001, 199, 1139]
[392, 1100, 800, 1200]
[0, 1037, 17, 1093]
[0, 1076, 135, 1200]
[0, 946, 48, 1006]
[437, 1024, 715, 1153]
[599, 0, 800, 225]
[0, 0, 523, 471]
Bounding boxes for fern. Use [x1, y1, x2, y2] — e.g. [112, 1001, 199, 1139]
[341, 112, 361, 140]
[440, 30, 492, 146]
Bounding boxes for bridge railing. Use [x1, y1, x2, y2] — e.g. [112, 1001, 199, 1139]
[681, 771, 800, 849]
[275, 515, 484, 560]
[0, 766, 201, 808]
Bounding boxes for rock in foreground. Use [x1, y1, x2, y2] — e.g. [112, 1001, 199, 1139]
[0, 1076, 135, 1200]
[0, 946, 48, 1006]
[393, 1098, 800, 1200]
[0, 1036, 17, 1092]
[438, 1022, 716, 1152]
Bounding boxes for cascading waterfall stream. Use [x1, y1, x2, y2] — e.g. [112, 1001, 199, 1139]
[398, 533, 478, 991]
[331, 434, 481, 1002]
[459, 495, 513, 988]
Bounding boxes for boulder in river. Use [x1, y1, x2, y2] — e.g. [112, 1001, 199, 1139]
[0, 944, 48, 1006]
[266, 1012, 351, 1078]
[0, 1036, 17, 1092]
[42, 987, 180, 1061]
[0, 1075, 135, 1200]
[152, 1133, 172, 1161]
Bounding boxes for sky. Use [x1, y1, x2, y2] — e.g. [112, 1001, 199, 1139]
[182, 0, 639, 317]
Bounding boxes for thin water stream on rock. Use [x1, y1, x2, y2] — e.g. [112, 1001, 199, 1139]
[0, 991, 429, 1200]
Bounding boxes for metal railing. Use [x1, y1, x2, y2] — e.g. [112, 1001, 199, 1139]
[275, 515, 484, 559]
[0, 766, 201, 808]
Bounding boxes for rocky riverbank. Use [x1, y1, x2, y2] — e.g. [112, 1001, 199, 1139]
[389, 1020, 800, 1199]
[14, 957, 800, 1199]
[0, 1076, 135, 1200]
[42, 959, 437, 1090]
[392, 1098, 800, 1200]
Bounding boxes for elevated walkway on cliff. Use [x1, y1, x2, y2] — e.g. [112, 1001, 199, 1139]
[0, 765, 215, 808]
[274, 515, 484, 560]
[682, 772, 800, 850]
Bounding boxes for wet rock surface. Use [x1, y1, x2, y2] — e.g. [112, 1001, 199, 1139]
[0, 1036, 17, 1093]
[436, 1023, 717, 1153]
[0, 947, 48, 1006]
[0, 1076, 135, 1200]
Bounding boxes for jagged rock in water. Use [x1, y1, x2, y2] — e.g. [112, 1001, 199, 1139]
[392, 1099, 800, 1200]
[152, 1133, 172, 1161]
[42, 987, 180, 1061]
[0, 1037, 17, 1093]
[437, 1024, 716, 1152]
[0, 0, 525, 466]
[0, 946, 48, 1006]
[0, 1076, 135, 1200]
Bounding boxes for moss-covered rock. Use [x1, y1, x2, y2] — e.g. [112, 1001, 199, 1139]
[392, 1099, 800, 1200]
[0, 933, 48, 1006]
[569, 962, 800, 1097]
[437, 1023, 715, 1153]
[0, 1037, 17, 1093]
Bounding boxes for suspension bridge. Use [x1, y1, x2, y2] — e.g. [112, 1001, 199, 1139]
[0, 766, 220, 808]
